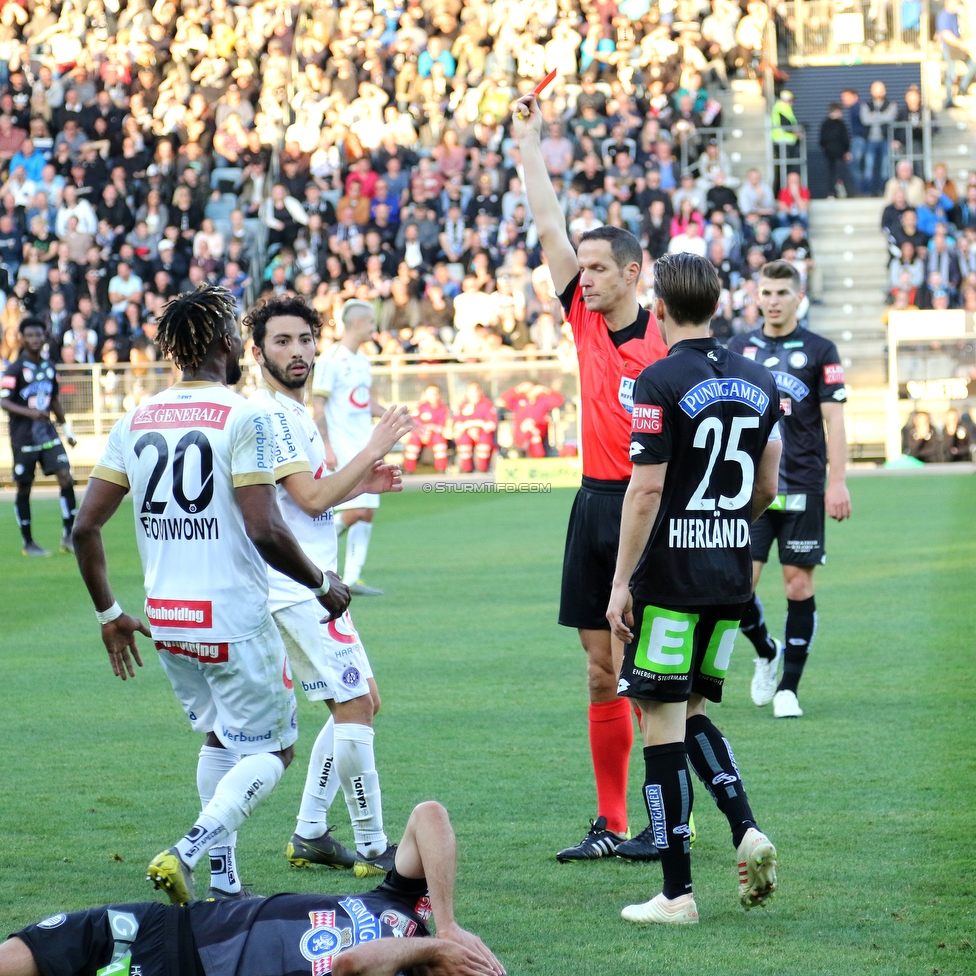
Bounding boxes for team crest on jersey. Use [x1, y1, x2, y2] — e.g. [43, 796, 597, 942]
[37, 914, 67, 929]
[788, 351, 808, 368]
[299, 910, 353, 975]
[618, 376, 635, 414]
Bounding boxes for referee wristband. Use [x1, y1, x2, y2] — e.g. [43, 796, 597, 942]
[311, 573, 331, 597]
[95, 602, 124, 625]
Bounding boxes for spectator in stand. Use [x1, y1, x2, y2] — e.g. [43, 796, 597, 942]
[926, 229, 962, 289]
[936, 0, 976, 108]
[454, 381, 497, 473]
[777, 171, 810, 228]
[892, 208, 930, 252]
[738, 168, 776, 219]
[881, 287, 919, 324]
[942, 409, 972, 461]
[927, 162, 960, 207]
[860, 81, 898, 196]
[889, 241, 926, 291]
[820, 102, 851, 200]
[917, 185, 956, 237]
[894, 86, 926, 176]
[842, 88, 868, 195]
[819, 103, 852, 199]
[884, 160, 926, 208]
[904, 411, 944, 462]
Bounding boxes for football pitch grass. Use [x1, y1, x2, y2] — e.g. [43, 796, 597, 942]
[0, 473, 973, 975]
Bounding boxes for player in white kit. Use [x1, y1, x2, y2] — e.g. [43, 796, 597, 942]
[245, 296, 413, 877]
[73, 287, 351, 906]
[312, 300, 390, 596]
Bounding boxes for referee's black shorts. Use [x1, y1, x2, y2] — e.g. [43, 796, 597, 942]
[12, 902, 202, 976]
[559, 476, 629, 631]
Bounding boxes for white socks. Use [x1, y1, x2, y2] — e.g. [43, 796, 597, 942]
[334, 723, 387, 857]
[176, 752, 285, 869]
[342, 521, 372, 584]
[296, 716, 342, 838]
[197, 745, 242, 892]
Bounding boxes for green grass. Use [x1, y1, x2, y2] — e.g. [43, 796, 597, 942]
[1, 476, 974, 974]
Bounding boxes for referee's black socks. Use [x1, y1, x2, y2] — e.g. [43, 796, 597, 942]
[778, 596, 817, 694]
[740, 593, 777, 660]
[685, 715, 757, 849]
[642, 744, 693, 899]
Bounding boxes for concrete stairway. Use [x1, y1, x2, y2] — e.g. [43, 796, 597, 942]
[807, 198, 889, 388]
[806, 198, 890, 457]
[715, 79, 770, 185]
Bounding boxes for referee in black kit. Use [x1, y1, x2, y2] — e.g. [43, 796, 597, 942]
[606, 253, 783, 925]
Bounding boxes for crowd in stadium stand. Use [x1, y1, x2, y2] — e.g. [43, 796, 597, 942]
[0, 0, 835, 379]
[882, 157, 976, 313]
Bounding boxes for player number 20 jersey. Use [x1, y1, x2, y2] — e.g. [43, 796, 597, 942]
[91, 382, 297, 642]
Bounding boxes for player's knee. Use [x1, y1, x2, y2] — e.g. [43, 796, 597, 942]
[783, 566, 815, 600]
[57, 471, 74, 489]
[409, 799, 449, 830]
[276, 745, 295, 769]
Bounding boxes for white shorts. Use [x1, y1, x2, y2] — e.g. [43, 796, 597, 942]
[333, 443, 380, 512]
[273, 599, 374, 703]
[155, 618, 298, 754]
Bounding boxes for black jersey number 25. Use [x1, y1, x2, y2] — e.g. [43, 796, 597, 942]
[687, 417, 758, 511]
[134, 431, 215, 515]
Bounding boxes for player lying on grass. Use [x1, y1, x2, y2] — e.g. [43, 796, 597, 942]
[0, 801, 505, 976]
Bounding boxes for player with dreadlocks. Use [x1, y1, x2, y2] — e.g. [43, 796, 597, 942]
[74, 286, 352, 904]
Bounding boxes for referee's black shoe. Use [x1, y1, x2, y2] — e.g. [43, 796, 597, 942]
[556, 817, 626, 862]
[615, 824, 661, 862]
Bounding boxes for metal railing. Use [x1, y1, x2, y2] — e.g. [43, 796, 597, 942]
[769, 125, 809, 191]
[672, 123, 769, 178]
[779, 0, 929, 64]
[890, 112, 933, 179]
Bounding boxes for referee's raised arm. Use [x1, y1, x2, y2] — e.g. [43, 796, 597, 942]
[512, 93, 579, 296]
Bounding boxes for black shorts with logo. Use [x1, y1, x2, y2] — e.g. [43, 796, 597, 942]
[559, 476, 629, 631]
[11, 902, 203, 976]
[12, 425, 70, 485]
[618, 601, 747, 704]
[750, 493, 826, 567]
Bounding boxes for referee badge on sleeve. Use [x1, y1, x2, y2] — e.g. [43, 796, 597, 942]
[632, 404, 663, 433]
